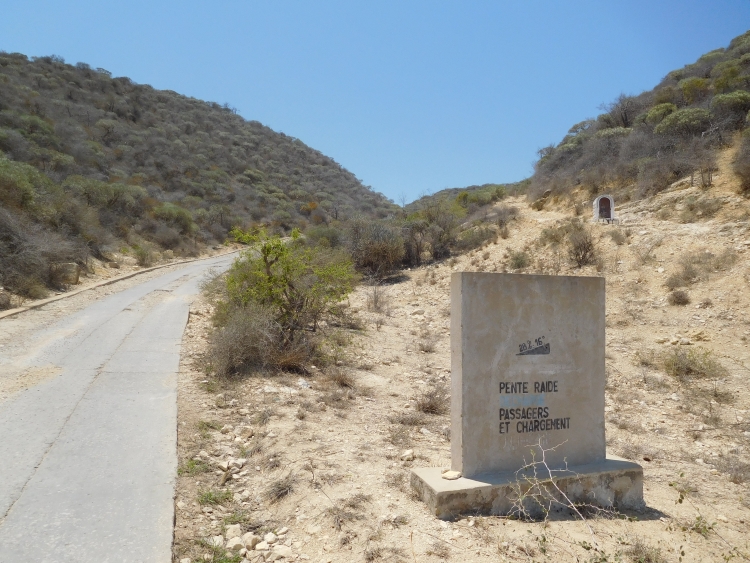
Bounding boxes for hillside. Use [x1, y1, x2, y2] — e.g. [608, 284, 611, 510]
[169, 143, 750, 562]
[531, 30, 750, 201]
[0, 52, 396, 300]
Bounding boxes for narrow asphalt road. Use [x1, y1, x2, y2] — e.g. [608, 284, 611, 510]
[0, 252, 237, 562]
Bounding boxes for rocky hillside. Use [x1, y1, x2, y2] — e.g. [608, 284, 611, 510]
[531, 29, 750, 200]
[0, 52, 396, 299]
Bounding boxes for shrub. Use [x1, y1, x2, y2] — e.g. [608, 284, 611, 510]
[348, 220, 404, 278]
[607, 229, 627, 245]
[508, 250, 530, 270]
[645, 103, 677, 125]
[415, 387, 449, 415]
[495, 204, 520, 228]
[0, 207, 86, 297]
[568, 230, 597, 266]
[661, 347, 728, 381]
[668, 290, 690, 305]
[654, 108, 711, 137]
[711, 90, 750, 127]
[133, 244, 155, 267]
[207, 228, 357, 375]
[734, 131, 750, 194]
[455, 226, 495, 251]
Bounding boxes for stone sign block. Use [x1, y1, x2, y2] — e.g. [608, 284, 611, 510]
[452, 272, 605, 477]
[411, 273, 643, 518]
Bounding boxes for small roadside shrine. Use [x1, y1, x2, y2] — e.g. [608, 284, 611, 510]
[410, 272, 644, 519]
[593, 195, 616, 222]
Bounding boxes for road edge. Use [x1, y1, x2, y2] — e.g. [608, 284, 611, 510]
[0, 248, 241, 321]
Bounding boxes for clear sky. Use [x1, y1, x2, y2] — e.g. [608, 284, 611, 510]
[2, 1, 749, 203]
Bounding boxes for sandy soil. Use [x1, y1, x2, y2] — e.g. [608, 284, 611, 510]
[172, 157, 750, 563]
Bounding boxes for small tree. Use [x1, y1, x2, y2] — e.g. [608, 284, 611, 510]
[227, 228, 357, 343]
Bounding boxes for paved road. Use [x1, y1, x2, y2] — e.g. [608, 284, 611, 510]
[0, 253, 236, 562]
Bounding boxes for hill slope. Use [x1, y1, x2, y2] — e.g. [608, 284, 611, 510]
[0, 52, 396, 298]
[531, 29, 750, 200]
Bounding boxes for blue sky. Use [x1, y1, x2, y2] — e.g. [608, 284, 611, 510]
[2, 1, 749, 203]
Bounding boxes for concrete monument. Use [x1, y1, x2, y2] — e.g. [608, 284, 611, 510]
[411, 273, 643, 518]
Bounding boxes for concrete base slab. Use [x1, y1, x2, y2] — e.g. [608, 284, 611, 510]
[411, 458, 644, 519]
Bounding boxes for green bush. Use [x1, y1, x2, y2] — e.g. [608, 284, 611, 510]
[711, 91, 750, 125]
[207, 228, 357, 375]
[654, 108, 711, 137]
[152, 203, 195, 234]
[734, 130, 750, 193]
[645, 103, 677, 125]
[661, 347, 727, 381]
[508, 250, 530, 269]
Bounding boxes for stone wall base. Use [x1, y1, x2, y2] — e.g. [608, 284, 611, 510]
[411, 458, 644, 520]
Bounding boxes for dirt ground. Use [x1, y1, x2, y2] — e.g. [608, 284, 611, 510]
[173, 156, 750, 563]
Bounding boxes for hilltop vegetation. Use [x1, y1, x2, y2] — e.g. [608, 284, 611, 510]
[531, 30, 750, 200]
[0, 52, 395, 298]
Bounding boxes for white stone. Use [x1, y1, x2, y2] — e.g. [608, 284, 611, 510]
[264, 532, 278, 544]
[400, 450, 415, 461]
[242, 532, 261, 549]
[411, 309, 425, 316]
[226, 524, 242, 539]
[277, 527, 289, 535]
[717, 515, 729, 522]
[220, 424, 233, 434]
[208, 535, 224, 548]
[273, 544, 293, 558]
[226, 537, 245, 552]
[442, 471, 462, 480]
[255, 541, 270, 551]
[180, 559, 191, 563]
[305, 524, 321, 535]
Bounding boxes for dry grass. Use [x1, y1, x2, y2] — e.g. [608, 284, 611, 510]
[264, 472, 298, 503]
[254, 407, 275, 426]
[390, 412, 426, 427]
[325, 493, 372, 530]
[324, 366, 356, 389]
[624, 537, 666, 563]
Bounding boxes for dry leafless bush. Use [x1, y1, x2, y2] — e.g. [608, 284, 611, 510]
[365, 284, 392, 315]
[632, 236, 663, 265]
[390, 412, 426, 427]
[496, 204, 520, 228]
[715, 454, 750, 484]
[668, 290, 691, 306]
[568, 229, 597, 267]
[324, 366, 356, 389]
[607, 228, 628, 245]
[205, 302, 320, 377]
[416, 386, 449, 415]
